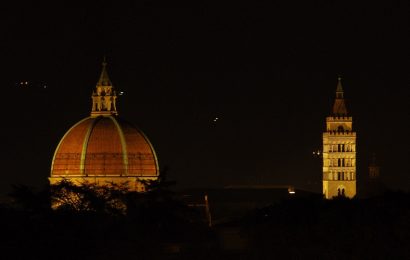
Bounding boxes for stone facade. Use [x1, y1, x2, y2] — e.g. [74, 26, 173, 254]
[322, 78, 356, 199]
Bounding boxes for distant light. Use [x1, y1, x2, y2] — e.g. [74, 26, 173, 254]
[119, 91, 124, 95]
[289, 191, 295, 194]
[43, 85, 47, 89]
[288, 187, 295, 194]
[213, 117, 219, 122]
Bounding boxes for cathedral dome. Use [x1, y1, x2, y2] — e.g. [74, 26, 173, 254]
[51, 115, 159, 178]
[50, 60, 159, 190]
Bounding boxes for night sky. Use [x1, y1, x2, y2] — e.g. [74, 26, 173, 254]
[1, 2, 409, 195]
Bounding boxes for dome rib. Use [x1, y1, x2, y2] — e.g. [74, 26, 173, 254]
[80, 117, 100, 175]
[109, 116, 129, 175]
[50, 117, 91, 175]
[131, 123, 160, 176]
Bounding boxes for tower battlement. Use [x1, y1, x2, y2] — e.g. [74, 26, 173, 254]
[326, 116, 353, 121]
[325, 131, 356, 136]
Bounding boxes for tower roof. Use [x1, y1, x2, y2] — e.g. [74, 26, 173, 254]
[96, 58, 112, 87]
[336, 76, 343, 93]
[332, 77, 348, 116]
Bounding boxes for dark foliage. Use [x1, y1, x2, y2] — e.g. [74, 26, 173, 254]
[1, 174, 214, 259]
[229, 192, 410, 259]
[1, 183, 409, 259]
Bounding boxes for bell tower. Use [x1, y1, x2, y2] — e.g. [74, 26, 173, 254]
[322, 77, 356, 199]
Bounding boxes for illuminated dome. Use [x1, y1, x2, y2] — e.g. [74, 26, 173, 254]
[50, 60, 159, 191]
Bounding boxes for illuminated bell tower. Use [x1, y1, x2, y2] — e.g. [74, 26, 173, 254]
[322, 77, 356, 199]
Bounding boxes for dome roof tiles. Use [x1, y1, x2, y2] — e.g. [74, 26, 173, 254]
[51, 115, 159, 178]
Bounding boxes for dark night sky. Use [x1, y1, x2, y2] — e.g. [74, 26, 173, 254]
[0, 2, 409, 194]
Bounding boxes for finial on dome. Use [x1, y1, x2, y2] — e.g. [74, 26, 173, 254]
[97, 57, 112, 87]
[91, 58, 118, 116]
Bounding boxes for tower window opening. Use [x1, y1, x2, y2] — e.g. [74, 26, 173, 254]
[337, 172, 341, 180]
[338, 158, 341, 167]
[342, 189, 345, 196]
[338, 126, 344, 132]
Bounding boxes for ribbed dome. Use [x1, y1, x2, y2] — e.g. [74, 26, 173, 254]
[50, 61, 159, 192]
[51, 115, 159, 178]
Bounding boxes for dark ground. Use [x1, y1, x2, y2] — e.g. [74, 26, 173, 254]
[1, 181, 409, 259]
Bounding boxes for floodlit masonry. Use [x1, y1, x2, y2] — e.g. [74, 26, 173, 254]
[322, 77, 356, 199]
